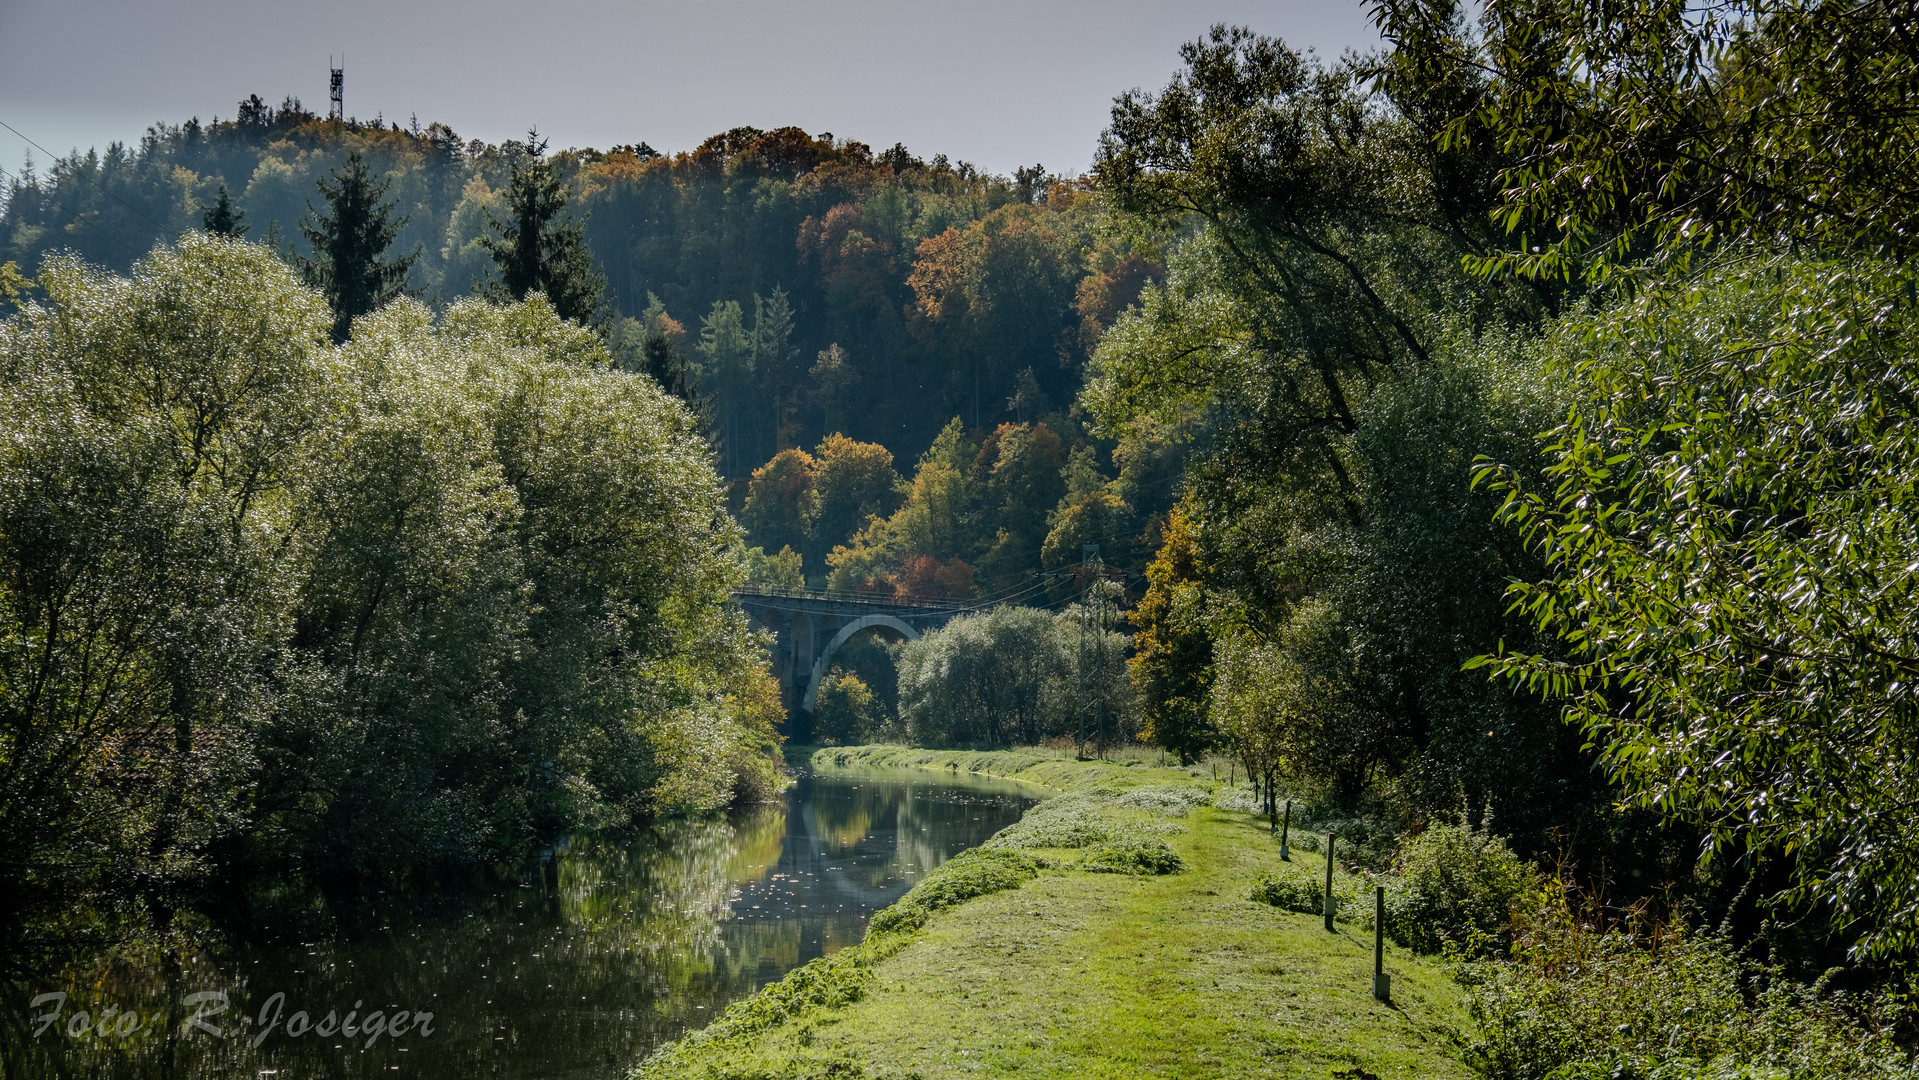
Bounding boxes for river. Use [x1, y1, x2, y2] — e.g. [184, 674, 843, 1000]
[8, 765, 1039, 1079]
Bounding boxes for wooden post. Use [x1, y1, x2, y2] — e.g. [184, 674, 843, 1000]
[1279, 800, 1292, 861]
[1323, 833, 1337, 931]
[1373, 885, 1390, 1003]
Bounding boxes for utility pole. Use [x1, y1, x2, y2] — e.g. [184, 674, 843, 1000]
[1076, 542, 1099, 759]
[1092, 546, 1108, 757]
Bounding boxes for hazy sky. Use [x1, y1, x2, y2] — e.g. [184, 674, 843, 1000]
[0, 0, 1380, 178]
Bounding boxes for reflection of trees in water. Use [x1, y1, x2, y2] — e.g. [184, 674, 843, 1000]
[799, 772, 1031, 907]
[889, 782, 968, 875]
[809, 799, 874, 854]
[3, 774, 1030, 1080]
[7, 811, 795, 1080]
[556, 807, 787, 957]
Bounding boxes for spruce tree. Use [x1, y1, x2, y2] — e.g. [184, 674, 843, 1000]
[298, 152, 418, 342]
[201, 183, 247, 237]
[481, 132, 605, 325]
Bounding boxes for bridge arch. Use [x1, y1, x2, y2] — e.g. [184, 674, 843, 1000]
[802, 614, 921, 712]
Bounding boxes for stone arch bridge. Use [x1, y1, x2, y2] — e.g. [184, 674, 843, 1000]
[733, 586, 977, 731]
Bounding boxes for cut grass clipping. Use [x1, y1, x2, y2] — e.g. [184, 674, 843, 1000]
[634, 848, 1039, 1077]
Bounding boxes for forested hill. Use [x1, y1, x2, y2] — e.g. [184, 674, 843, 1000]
[0, 98, 1162, 491]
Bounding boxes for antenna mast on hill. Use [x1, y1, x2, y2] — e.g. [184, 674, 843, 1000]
[329, 57, 344, 121]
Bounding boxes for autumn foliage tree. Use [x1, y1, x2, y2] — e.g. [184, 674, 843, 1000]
[1129, 502, 1215, 763]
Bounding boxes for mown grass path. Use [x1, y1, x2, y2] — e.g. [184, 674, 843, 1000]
[635, 747, 1472, 1080]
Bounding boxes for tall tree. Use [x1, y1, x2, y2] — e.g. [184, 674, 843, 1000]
[201, 182, 247, 238]
[697, 299, 754, 478]
[482, 132, 605, 325]
[1374, 0, 1919, 281]
[1089, 26, 1576, 837]
[1129, 502, 1215, 764]
[740, 447, 817, 562]
[616, 294, 705, 417]
[806, 433, 902, 572]
[298, 152, 417, 342]
[752, 288, 800, 447]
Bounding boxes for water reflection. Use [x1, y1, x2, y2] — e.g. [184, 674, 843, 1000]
[5, 766, 1037, 1079]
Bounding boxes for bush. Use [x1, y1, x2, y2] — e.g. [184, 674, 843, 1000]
[1212, 785, 1263, 814]
[1080, 841, 1184, 875]
[896, 603, 1133, 747]
[1464, 894, 1910, 1080]
[813, 667, 879, 746]
[634, 944, 878, 1077]
[1541, 1059, 1802, 1080]
[1251, 872, 1323, 914]
[1250, 868, 1376, 925]
[1388, 822, 1536, 956]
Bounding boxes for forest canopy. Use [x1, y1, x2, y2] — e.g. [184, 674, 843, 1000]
[0, 108, 1154, 490]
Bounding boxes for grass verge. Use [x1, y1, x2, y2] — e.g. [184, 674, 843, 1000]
[632, 745, 1472, 1080]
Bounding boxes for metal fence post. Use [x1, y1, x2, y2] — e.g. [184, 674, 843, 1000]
[1323, 833, 1337, 931]
[1373, 885, 1391, 1003]
[1279, 800, 1292, 861]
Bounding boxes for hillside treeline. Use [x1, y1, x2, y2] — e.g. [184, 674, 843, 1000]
[0, 101, 1155, 482]
[734, 415, 1182, 599]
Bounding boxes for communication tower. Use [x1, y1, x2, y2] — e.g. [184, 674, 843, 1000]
[328, 58, 344, 122]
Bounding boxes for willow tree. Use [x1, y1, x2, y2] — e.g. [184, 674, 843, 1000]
[1088, 26, 1569, 835]
[0, 234, 784, 974]
[1383, 0, 1919, 954]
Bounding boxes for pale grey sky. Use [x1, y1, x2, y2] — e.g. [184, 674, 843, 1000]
[0, 0, 1381, 177]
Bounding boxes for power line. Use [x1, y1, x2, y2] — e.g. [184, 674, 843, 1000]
[0, 118, 177, 238]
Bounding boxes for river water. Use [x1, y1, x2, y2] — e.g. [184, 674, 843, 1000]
[9, 765, 1038, 1079]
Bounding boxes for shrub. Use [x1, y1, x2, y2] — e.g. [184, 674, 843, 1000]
[895, 602, 1134, 747]
[813, 667, 879, 746]
[634, 946, 877, 1076]
[1080, 841, 1184, 875]
[1464, 894, 1910, 1080]
[1212, 786, 1263, 814]
[1250, 868, 1376, 924]
[1388, 822, 1536, 956]
[1251, 872, 1323, 914]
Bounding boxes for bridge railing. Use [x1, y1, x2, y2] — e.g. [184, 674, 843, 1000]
[731, 583, 962, 610]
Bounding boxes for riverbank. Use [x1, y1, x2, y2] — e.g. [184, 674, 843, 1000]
[633, 745, 1471, 1079]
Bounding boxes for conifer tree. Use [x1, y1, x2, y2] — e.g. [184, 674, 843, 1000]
[201, 183, 247, 237]
[298, 152, 417, 342]
[482, 132, 605, 325]
[633, 296, 706, 418]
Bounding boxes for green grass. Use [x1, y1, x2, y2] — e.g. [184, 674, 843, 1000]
[633, 746, 1472, 1080]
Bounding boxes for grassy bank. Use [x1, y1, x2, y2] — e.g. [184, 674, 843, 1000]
[633, 745, 1471, 1079]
